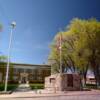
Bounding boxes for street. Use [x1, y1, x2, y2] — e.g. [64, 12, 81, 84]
[0, 90, 100, 100]
[0, 95, 100, 100]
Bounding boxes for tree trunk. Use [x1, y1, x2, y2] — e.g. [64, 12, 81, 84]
[90, 49, 100, 87]
[84, 63, 89, 85]
[93, 66, 100, 87]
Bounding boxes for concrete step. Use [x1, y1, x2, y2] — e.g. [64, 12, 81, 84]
[15, 84, 31, 92]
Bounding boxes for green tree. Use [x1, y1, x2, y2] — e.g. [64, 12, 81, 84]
[69, 18, 100, 86]
[48, 18, 100, 86]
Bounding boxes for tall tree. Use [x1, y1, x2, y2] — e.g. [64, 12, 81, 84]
[48, 18, 100, 86]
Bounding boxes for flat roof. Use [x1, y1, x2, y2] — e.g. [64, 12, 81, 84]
[12, 63, 51, 67]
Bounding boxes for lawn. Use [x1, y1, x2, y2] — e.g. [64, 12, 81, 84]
[0, 84, 18, 91]
[30, 83, 44, 90]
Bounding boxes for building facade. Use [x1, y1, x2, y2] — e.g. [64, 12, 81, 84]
[0, 63, 51, 84]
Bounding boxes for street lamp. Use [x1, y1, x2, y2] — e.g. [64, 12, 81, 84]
[4, 21, 16, 92]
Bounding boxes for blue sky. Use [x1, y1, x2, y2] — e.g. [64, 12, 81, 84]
[0, 0, 100, 64]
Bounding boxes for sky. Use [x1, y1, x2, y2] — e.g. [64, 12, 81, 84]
[0, 0, 100, 64]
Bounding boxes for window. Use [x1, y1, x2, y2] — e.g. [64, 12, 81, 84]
[50, 78, 55, 83]
[26, 69, 32, 73]
[14, 68, 18, 74]
[19, 69, 24, 73]
[29, 75, 33, 80]
[38, 76, 42, 81]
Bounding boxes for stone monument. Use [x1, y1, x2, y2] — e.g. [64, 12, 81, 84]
[45, 73, 81, 91]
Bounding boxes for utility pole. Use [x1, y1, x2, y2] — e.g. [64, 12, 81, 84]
[59, 33, 62, 74]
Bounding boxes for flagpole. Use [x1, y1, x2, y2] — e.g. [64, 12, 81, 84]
[59, 33, 62, 74]
[4, 21, 16, 92]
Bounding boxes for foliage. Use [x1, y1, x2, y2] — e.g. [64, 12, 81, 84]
[48, 18, 100, 86]
[0, 55, 14, 82]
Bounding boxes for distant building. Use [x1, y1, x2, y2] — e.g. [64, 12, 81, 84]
[86, 75, 96, 84]
[0, 63, 51, 84]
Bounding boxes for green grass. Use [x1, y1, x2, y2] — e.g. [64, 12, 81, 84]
[30, 83, 44, 90]
[0, 84, 18, 91]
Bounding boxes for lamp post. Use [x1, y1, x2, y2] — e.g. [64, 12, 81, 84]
[4, 21, 16, 92]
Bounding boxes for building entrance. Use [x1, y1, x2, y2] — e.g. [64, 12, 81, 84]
[20, 73, 28, 84]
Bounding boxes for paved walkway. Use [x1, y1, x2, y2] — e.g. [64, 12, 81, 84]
[0, 89, 100, 99]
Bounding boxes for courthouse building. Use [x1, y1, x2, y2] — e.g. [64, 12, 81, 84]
[0, 63, 51, 84]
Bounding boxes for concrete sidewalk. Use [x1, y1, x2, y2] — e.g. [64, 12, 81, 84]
[0, 89, 100, 98]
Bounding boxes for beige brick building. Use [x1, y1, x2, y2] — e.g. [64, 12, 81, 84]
[0, 63, 51, 84]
